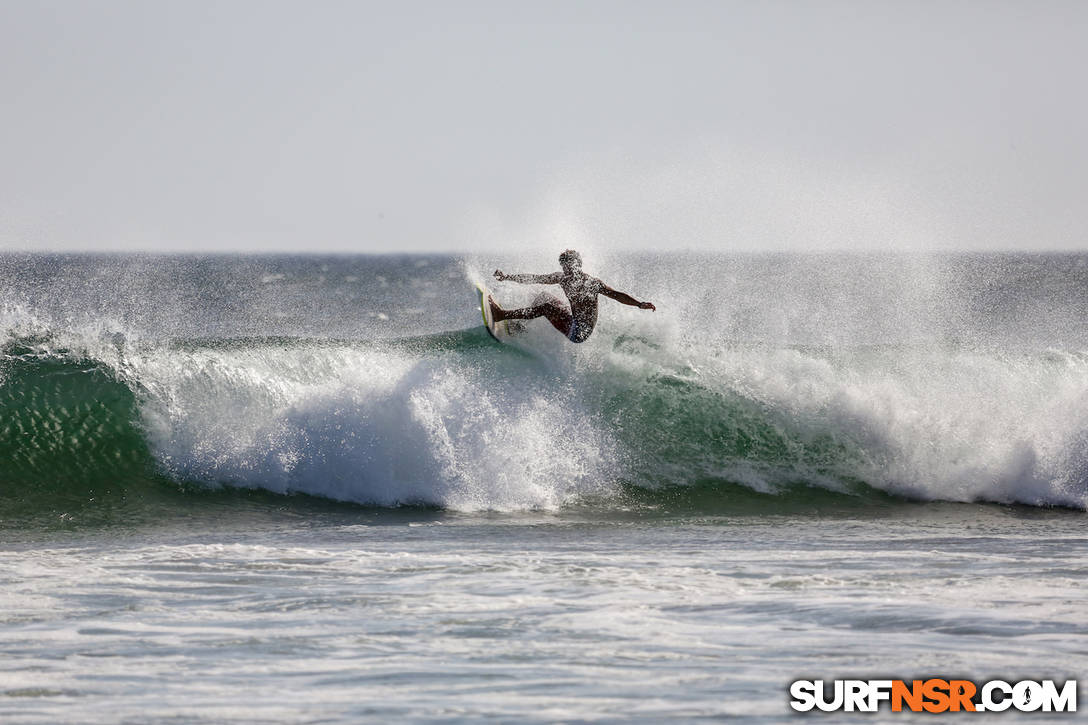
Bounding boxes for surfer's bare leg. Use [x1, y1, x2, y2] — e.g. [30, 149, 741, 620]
[491, 294, 573, 336]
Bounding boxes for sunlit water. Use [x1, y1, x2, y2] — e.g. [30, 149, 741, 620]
[1, 254, 1085, 722]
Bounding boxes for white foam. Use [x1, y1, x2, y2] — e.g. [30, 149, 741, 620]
[674, 343, 1088, 508]
[465, 255, 1088, 509]
[133, 342, 615, 510]
[5, 254, 1086, 512]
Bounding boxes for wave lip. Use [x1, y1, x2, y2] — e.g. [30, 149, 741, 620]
[2, 326, 1087, 518]
[132, 331, 613, 511]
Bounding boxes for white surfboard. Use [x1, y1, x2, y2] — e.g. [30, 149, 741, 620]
[476, 283, 522, 342]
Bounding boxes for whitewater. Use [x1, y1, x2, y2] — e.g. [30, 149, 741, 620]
[1, 253, 1086, 722]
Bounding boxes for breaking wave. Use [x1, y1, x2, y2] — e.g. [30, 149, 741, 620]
[2, 315, 1086, 522]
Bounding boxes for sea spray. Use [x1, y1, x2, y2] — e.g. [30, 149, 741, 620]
[136, 339, 614, 509]
[1, 253, 1086, 519]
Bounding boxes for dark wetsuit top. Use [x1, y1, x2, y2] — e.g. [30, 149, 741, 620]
[559, 272, 603, 343]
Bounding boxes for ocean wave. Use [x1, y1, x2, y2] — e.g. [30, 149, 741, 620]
[1, 318, 1086, 521]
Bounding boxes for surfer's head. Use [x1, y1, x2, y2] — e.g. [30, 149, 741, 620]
[559, 249, 582, 274]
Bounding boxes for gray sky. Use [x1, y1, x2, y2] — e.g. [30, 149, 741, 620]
[1, 0, 1086, 253]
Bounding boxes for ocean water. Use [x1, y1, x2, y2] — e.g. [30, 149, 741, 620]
[1, 252, 1086, 722]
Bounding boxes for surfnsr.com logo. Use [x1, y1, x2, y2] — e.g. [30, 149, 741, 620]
[789, 679, 1077, 713]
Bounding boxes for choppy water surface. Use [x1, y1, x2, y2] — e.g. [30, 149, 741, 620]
[4, 506, 1086, 723]
[1, 253, 1086, 722]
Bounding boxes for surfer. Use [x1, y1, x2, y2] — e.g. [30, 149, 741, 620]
[490, 250, 655, 343]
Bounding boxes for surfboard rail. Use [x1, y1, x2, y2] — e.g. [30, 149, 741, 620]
[476, 283, 500, 341]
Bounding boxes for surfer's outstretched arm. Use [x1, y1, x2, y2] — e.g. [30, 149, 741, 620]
[601, 283, 656, 311]
[494, 270, 562, 285]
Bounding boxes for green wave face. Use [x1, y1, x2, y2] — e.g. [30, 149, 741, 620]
[605, 376, 859, 480]
[1, 327, 1085, 526]
[0, 349, 162, 525]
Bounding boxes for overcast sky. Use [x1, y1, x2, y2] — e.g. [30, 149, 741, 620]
[1, 0, 1086, 253]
